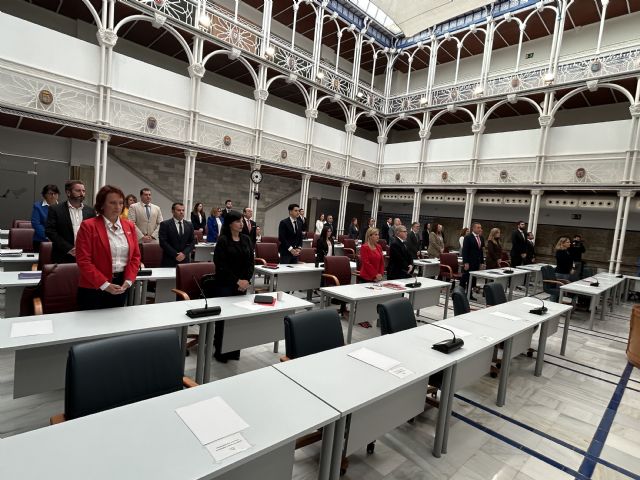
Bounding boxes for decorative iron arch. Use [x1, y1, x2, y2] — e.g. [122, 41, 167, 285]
[202, 50, 259, 90]
[353, 110, 384, 138]
[80, 0, 103, 29]
[315, 95, 350, 121]
[385, 115, 423, 136]
[427, 107, 476, 131]
[550, 83, 635, 117]
[481, 97, 543, 126]
[266, 75, 310, 108]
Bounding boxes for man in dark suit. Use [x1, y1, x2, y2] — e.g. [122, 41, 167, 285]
[461, 222, 484, 300]
[525, 231, 536, 264]
[221, 199, 233, 222]
[324, 214, 335, 234]
[406, 222, 421, 259]
[387, 225, 413, 280]
[241, 207, 257, 246]
[298, 208, 308, 235]
[361, 217, 375, 241]
[278, 203, 303, 264]
[158, 202, 195, 268]
[46, 180, 95, 264]
[510, 220, 528, 267]
[380, 217, 392, 242]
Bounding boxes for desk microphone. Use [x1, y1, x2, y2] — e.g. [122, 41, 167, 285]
[502, 269, 514, 274]
[429, 322, 464, 354]
[186, 275, 221, 318]
[590, 280, 600, 287]
[529, 296, 548, 315]
[406, 271, 422, 288]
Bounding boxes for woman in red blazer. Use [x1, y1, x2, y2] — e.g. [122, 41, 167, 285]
[75, 185, 141, 310]
[358, 227, 385, 283]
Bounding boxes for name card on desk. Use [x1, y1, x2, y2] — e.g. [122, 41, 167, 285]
[348, 347, 400, 371]
[490, 312, 522, 321]
[176, 396, 249, 446]
[206, 432, 252, 462]
[10, 320, 53, 338]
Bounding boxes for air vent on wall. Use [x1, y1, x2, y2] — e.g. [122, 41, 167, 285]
[444, 195, 466, 203]
[544, 197, 579, 208]
[503, 196, 530, 206]
[381, 192, 415, 203]
[577, 197, 617, 210]
[422, 193, 447, 203]
[477, 195, 503, 205]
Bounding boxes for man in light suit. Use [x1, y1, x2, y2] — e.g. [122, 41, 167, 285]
[241, 206, 257, 246]
[461, 222, 485, 300]
[46, 180, 96, 264]
[128, 188, 163, 243]
[278, 203, 303, 264]
[158, 202, 195, 268]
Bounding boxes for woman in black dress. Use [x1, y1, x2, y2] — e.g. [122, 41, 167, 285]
[212, 210, 254, 362]
[190, 202, 206, 233]
[555, 236, 575, 281]
[316, 225, 334, 266]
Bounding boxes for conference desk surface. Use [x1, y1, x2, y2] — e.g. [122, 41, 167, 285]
[320, 277, 451, 343]
[254, 263, 324, 299]
[0, 253, 39, 271]
[559, 273, 624, 329]
[0, 367, 339, 480]
[469, 267, 530, 300]
[0, 293, 312, 396]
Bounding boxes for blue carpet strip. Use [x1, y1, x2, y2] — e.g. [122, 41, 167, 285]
[455, 393, 640, 479]
[577, 362, 636, 478]
[452, 411, 591, 480]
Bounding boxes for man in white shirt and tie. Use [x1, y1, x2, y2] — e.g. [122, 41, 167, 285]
[128, 188, 163, 243]
[241, 207, 257, 246]
[278, 203, 303, 264]
[158, 202, 195, 267]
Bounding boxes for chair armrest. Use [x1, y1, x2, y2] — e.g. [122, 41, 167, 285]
[33, 297, 43, 316]
[171, 288, 191, 301]
[321, 273, 341, 286]
[31, 263, 37, 271]
[343, 248, 355, 255]
[279, 355, 290, 362]
[440, 265, 453, 275]
[543, 280, 566, 286]
[182, 376, 199, 388]
[50, 413, 66, 425]
[254, 258, 267, 265]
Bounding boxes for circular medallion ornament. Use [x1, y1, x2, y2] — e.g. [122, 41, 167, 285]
[499, 169, 509, 180]
[146, 116, 157, 130]
[395, 173, 401, 181]
[575, 167, 586, 179]
[325, 161, 331, 170]
[38, 89, 54, 106]
[287, 56, 296, 69]
[361, 169, 366, 178]
[510, 77, 520, 88]
[153, 0, 166, 6]
[280, 149, 288, 159]
[332, 78, 340, 90]
[230, 28, 240, 44]
[450, 90, 458, 100]
[441, 171, 449, 181]
[590, 60, 602, 73]
[223, 135, 232, 146]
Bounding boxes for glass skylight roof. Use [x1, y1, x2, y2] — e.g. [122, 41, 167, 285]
[348, 0, 403, 34]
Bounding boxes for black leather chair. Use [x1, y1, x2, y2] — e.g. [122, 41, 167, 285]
[541, 265, 565, 302]
[283, 309, 344, 361]
[50, 330, 197, 424]
[377, 297, 417, 335]
[451, 286, 470, 316]
[484, 282, 507, 307]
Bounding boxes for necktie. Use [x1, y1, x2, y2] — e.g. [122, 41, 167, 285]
[246, 219, 251, 232]
[476, 236, 481, 249]
[293, 220, 297, 233]
[178, 221, 183, 237]
[145, 204, 150, 220]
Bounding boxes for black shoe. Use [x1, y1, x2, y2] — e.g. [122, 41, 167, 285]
[214, 354, 228, 364]
[469, 295, 478, 301]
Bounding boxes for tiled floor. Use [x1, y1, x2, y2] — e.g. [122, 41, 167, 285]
[0, 280, 638, 479]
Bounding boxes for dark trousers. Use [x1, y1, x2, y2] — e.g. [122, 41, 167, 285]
[461, 266, 479, 292]
[77, 272, 128, 310]
[213, 282, 245, 360]
[279, 252, 298, 264]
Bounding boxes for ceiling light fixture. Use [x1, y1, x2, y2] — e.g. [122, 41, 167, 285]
[316, 71, 325, 80]
[356, 91, 364, 98]
[419, 97, 428, 105]
[543, 72, 555, 84]
[198, 13, 211, 28]
[265, 46, 275, 57]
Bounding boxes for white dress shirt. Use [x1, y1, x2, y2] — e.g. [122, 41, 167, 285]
[68, 203, 84, 240]
[100, 217, 132, 291]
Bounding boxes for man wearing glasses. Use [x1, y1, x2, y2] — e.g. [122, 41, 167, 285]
[387, 224, 413, 280]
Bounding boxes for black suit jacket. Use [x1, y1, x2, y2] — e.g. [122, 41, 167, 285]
[387, 238, 412, 280]
[241, 217, 257, 246]
[158, 218, 195, 267]
[278, 217, 303, 262]
[510, 229, 527, 265]
[461, 233, 484, 270]
[298, 216, 308, 233]
[406, 230, 420, 259]
[315, 236, 334, 264]
[46, 201, 96, 264]
[380, 222, 390, 241]
[525, 240, 536, 264]
[190, 212, 206, 231]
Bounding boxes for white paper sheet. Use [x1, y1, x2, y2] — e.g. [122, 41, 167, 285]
[490, 312, 522, 321]
[348, 347, 400, 371]
[10, 320, 53, 338]
[522, 302, 543, 308]
[206, 432, 252, 462]
[388, 366, 414, 379]
[233, 300, 268, 311]
[441, 325, 472, 338]
[479, 335, 495, 342]
[176, 396, 249, 445]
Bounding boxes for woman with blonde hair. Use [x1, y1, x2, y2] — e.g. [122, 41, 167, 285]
[555, 236, 574, 281]
[485, 227, 502, 269]
[427, 224, 445, 258]
[358, 227, 385, 284]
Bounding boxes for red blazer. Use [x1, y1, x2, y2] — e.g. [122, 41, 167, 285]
[359, 243, 385, 281]
[75, 216, 141, 289]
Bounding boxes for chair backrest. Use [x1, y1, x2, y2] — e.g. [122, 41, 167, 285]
[16, 221, 33, 229]
[440, 253, 459, 271]
[64, 330, 184, 420]
[37, 241, 53, 270]
[498, 260, 510, 268]
[12, 219, 29, 228]
[541, 265, 557, 282]
[260, 236, 278, 245]
[284, 309, 344, 359]
[451, 286, 470, 316]
[194, 230, 204, 243]
[175, 262, 215, 300]
[306, 231, 315, 239]
[343, 238, 356, 250]
[337, 234, 346, 243]
[484, 282, 507, 306]
[323, 256, 352, 285]
[312, 234, 320, 248]
[141, 243, 163, 268]
[255, 242, 279, 264]
[9, 228, 34, 252]
[41, 263, 80, 314]
[541, 265, 560, 296]
[377, 239, 388, 250]
[377, 297, 417, 335]
[298, 247, 316, 263]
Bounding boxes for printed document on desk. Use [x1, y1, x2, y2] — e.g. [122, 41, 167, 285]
[10, 320, 53, 338]
[206, 432, 252, 462]
[348, 347, 401, 371]
[176, 396, 249, 445]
